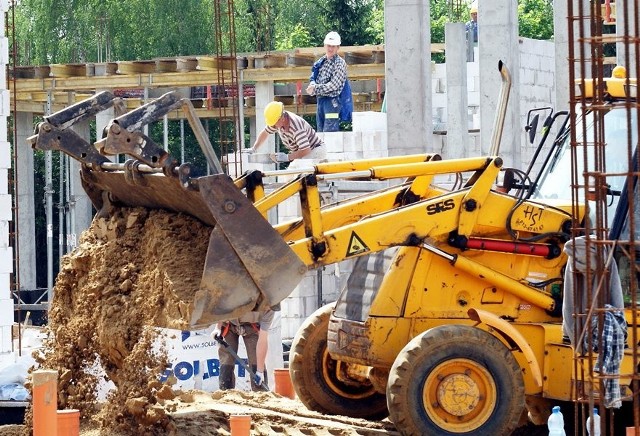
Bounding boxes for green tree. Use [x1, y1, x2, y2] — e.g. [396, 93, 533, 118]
[13, 0, 214, 65]
[276, 23, 312, 50]
[518, 0, 554, 40]
[318, 0, 376, 46]
[366, 0, 384, 44]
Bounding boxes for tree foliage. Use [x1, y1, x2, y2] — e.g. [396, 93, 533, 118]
[518, 0, 554, 40]
[13, 0, 214, 65]
[318, 0, 376, 46]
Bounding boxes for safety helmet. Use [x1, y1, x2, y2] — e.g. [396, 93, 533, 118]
[612, 65, 627, 78]
[324, 31, 341, 46]
[470, 1, 478, 14]
[264, 101, 284, 127]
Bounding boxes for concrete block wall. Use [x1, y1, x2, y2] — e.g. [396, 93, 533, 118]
[0, 1, 11, 355]
[518, 38, 556, 175]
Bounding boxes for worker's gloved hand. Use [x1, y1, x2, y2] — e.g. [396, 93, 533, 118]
[269, 152, 289, 163]
[211, 326, 222, 344]
[253, 371, 264, 387]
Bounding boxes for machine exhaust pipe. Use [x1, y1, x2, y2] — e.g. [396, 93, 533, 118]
[489, 60, 512, 156]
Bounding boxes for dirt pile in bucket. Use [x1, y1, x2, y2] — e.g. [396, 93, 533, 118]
[30, 207, 211, 434]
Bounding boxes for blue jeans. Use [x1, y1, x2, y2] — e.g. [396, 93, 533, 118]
[317, 96, 341, 132]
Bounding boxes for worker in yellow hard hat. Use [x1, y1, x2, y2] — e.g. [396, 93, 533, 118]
[466, 2, 478, 43]
[247, 101, 325, 163]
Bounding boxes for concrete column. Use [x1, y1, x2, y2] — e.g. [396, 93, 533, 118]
[15, 112, 37, 291]
[384, 0, 432, 156]
[553, 0, 570, 110]
[95, 91, 115, 149]
[445, 23, 469, 159]
[249, 117, 257, 149]
[616, 0, 638, 78]
[0, 0, 12, 352]
[254, 82, 275, 152]
[70, 119, 94, 242]
[478, 0, 520, 167]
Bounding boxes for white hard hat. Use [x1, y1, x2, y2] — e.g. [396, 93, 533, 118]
[323, 31, 341, 46]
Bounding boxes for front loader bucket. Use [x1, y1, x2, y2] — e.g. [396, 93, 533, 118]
[190, 174, 307, 328]
[82, 169, 306, 328]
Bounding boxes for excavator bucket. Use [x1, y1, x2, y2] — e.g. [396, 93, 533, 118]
[191, 175, 307, 328]
[28, 91, 307, 328]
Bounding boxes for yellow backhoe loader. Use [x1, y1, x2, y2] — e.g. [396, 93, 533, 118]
[28, 64, 638, 435]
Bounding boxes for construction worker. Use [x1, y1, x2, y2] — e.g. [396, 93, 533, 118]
[466, 3, 479, 43]
[306, 31, 352, 132]
[249, 101, 325, 164]
[212, 308, 275, 391]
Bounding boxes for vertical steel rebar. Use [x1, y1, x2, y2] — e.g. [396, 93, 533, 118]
[568, 0, 639, 433]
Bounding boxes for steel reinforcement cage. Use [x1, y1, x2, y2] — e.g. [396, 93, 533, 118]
[567, 0, 639, 434]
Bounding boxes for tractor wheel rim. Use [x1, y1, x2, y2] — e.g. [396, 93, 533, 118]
[321, 348, 377, 400]
[423, 358, 497, 432]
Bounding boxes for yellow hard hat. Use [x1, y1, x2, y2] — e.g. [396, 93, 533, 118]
[470, 1, 478, 13]
[264, 101, 284, 127]
[612, 65, 626, 78]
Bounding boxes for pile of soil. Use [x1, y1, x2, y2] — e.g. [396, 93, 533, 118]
[32, 207, 211, 434]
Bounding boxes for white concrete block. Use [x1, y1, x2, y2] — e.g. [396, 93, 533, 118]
[0, 273, 8, 297]
[342, 132, 362, 152]
[0, 143, 9, 170]
[468, 91, 480, 107]
[467, 60, 479, 77]
[294, 275, 318, 298]
[0, 221, 7, 246]
[434, 63, 446, 77]
[0, 325, 11, 352]
[0, 247, 12, 273]
[321, 132, 345, 154]
[0, 1, 8, 13]
[352, 112, 387, 132]
[0, 38, 7, 65]
[342, 151, 364, 161]
[326, 152, 349, 162]
[278, 198, 299, 220]
[432, 92, 447, 108]
[0, 194, 11, 221]
[0, 298, 13, 326]
[0, 90, 9, 116]
[0, 169, 7, 192]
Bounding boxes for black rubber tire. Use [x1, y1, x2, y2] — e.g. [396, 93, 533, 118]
[289, 303, 388, 419]
[387, 325, 525, 436]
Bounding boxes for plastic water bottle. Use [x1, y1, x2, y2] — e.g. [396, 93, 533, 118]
[548, 406, 566, 436]
[586, 408, 601, 436]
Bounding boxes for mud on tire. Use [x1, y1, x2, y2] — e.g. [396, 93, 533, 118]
[289, 303, 388, 419]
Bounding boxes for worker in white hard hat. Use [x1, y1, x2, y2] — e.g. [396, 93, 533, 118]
[248, 101, 325, 163]
[306, 31, 352, 132]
